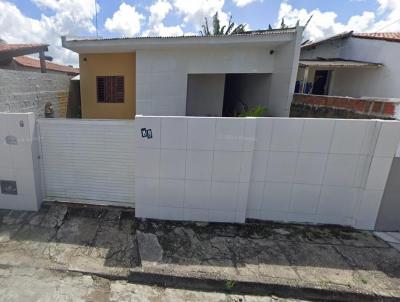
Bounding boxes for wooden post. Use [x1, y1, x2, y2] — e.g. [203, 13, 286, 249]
[302, 67, 309, 93]
[39, 50, 46, 73]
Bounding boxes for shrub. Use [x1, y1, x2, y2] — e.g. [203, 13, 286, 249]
[238, 105, 267, 117]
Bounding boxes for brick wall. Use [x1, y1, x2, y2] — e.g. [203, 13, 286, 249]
[0, 69, 71, 118]
[291, 94, 400, 120]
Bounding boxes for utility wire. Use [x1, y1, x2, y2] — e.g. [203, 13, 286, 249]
[94, 0, 98, 37]
[376, 17, 400, 32]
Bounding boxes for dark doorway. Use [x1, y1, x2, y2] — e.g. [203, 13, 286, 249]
[312, 70, 330, 95]
[222, 74, 242, 117]
[222, 73, 270, 117]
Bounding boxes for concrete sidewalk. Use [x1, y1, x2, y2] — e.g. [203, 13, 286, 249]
[0, 203, 400, 301]
[0, 266, 309, 302]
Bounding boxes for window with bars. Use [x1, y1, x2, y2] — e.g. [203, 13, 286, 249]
[96, 76, 124, 103]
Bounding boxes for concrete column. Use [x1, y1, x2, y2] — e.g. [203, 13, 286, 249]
[39, 51, 47, 73]
[302, 67, 309, 93]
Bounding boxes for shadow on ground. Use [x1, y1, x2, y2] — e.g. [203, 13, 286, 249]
[135, 218, 400, 298]
[0, 203, 139, 277]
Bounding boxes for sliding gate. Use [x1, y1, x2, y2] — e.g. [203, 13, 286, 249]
[38, 119, 135, 206]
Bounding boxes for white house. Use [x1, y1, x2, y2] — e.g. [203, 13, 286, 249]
[61, 27, 303, 119]
[296, 32, 400, 98]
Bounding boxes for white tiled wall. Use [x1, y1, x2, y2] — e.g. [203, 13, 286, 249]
[135, 116, 400, 230]
[135, 29, 304, 118]
[248, 118, 400, 230]
[354, 121, 400, 229]
[135, 116, 256, 223]
[0, 113, 42, 211]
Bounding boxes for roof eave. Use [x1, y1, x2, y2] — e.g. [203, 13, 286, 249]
[0, 45, 49, 61]
[301, 31, 353, 50]
[61, 28, 301, 54]
[353, 35, 400, 43]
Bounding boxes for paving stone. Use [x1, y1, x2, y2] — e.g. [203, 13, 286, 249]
[388, 242, 400, 252]
[40, 205, 68, 228]
[109, 281, 296, 302]
[137, 231, 163, 264]
[0, 209, 11, 223]
[337, 230, 388, 248]
[0, 224, 22, 243]
[55, 216, 99, 244]
[374, 232, 400, 251]
[2, 211, 29, 225]
[0, 204, 400, 300]
[0, 266, 105, 302]
[336, 246, 400, 292]
[279, 242, 355, 286]
[387, 232, 400, 242]
[94, 223, 137, 265]
[374, 232, 399, 243]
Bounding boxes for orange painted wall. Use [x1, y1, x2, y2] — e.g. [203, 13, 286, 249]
[79, 53, 136, 119]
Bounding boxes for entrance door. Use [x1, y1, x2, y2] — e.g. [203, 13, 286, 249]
[312, 70, 330, 95]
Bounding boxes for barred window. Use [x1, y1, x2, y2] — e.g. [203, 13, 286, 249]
[96, 76, 124, 103]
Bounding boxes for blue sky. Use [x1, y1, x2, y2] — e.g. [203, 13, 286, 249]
[7, 0, 382, 36]
[1, 0, 399, 65]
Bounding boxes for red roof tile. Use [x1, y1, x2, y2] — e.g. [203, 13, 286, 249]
[14, 56, 79, 75]
[302, 31, 400, 49]
[353, 32, 400, 43]
[0, 43, 48, 54]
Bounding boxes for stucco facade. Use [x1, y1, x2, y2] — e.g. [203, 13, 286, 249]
[63, 28, 303, 118]
[79, 52, 136, 119]
[299, 35, 400, 99]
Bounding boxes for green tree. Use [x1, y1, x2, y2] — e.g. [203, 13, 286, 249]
[200, 12, 246, 36]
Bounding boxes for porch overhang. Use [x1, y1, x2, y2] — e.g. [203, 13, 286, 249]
[299, 59, 383, 69]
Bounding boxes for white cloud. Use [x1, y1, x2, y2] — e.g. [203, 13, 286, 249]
[275, 0, 400, 43]
[0, 0, 98, 66]
[372, 0, 400, 31]
[104, 3, 145, 37]
[148, 0, 172, 28]
[232, 0, 261, 8]
[145, 24, 184, 36]
[172, 0, 229, 30]
[347, 11, 376, 30]
[144, 0, 184, 36]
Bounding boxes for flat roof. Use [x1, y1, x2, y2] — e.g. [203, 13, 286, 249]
[62, 27, 302, 54]
[299, 59, 382, 69]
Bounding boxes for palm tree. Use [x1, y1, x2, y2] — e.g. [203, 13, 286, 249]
[200, 12, 246, 36]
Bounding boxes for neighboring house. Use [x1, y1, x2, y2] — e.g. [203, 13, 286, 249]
[61, 27, 303, 119]
[0, 41, 79, 76]
[296, 31, 400, 98]
[0, 41, 80, 118]
[12, 56, 79, 76]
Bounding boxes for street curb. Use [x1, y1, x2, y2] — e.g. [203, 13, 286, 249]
[127, 271, 399, 302]
[1, 263, 397, 301]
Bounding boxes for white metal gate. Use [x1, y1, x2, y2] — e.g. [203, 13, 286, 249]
[38, 119, 135, 206]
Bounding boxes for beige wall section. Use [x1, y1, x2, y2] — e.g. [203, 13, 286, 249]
[79, 53, 136, 119]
